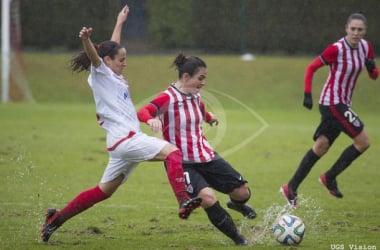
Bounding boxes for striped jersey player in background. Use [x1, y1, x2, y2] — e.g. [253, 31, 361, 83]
[137, 53, 256, 246]
[281, 12, 379, 208]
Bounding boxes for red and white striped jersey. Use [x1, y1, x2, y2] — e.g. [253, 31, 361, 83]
[155, 85, 215, 163]
[318, 37, 374, 107]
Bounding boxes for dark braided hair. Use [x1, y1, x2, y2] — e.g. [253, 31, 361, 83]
[171, 53, 207, 78]
[70, 40, 123, 73]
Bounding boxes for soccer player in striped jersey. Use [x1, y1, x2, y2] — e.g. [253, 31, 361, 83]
[137, 53, 256, 246]
[281, 12, 378, 208]
[40, 6, 201, 243]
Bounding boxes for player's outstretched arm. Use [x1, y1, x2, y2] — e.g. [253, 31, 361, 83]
[111, 4, 129, 44]
[79, 27, 101, 68]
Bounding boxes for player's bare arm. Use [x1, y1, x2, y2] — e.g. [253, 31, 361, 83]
[111, 4, 129, 44]
[79, 27, 100, 68]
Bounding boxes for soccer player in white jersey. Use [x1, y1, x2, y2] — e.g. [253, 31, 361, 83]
[281, 12, 379, 208]
[40, 5, 201, 243]
[137, 53, 257, 246]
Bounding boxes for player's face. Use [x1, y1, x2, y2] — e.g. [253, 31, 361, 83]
[184, 67, 207, 94]
[345, 19, 366, 47]
[106, 48, 127, 75]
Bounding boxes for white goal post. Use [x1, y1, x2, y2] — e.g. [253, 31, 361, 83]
[2, 0, 34, 103]
[2, 0, 11, 103]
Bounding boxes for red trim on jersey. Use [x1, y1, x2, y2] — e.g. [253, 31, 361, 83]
[96, 113, 104, 126]
[107, 131, 136, 151]
[329, 105, 359, 138]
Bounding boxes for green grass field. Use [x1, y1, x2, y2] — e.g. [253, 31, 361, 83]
[0, 53, 379, 249]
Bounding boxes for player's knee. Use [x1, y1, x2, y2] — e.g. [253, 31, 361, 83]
[157, 144, 181, 161]
[354, 131, 370, 152]
[313, 137, 330, 156]
[355, 140, 370, 152]
[198, 188, 217, 208]
[230, 185, 251, 203]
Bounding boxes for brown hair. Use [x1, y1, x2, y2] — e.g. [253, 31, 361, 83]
[70, 40, 123, 73]
[171, 53, 207, 79]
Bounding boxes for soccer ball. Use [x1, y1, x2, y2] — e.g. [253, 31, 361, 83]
[272, 214, 305, 245]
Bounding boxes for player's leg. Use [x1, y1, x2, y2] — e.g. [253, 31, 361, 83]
[158, 144, 202, 219]
[41, 175, 122, 242]
[320, 107, 369, 198]
[202, 189, 248, 245]
[325, 132, 368, 180]
[282, 106, 340, 207]
[227, 185, 256, 219]
[288, 133, 331, 187]
[286, 135, 327, 192]
[199, 156, 257, 219]
[156, 143, 190, 204]
[147, 138, 201, 219]
[185, 166, 248, 246]
[41, 151, 137, 242]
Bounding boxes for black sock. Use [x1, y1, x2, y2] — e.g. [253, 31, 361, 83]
[205, 201, 240, 241]
[326, 145, 361, 179]
[289, 149, 320, 191]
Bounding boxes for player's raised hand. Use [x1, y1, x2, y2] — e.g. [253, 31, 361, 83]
[79, 27, 93, 40]
[117, 4, 129, 23]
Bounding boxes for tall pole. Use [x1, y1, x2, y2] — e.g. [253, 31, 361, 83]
[240, 0, 248, 55]
[2, 0, 11, 103]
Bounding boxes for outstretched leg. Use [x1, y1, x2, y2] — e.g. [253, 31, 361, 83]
[40, 174, 124, 242]
[164, 149, 202, 219]
[205, 201, 248, 246]
[41, 185, 110, 242]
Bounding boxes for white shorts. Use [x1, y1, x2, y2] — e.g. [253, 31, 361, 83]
[100, 132, 168, 184]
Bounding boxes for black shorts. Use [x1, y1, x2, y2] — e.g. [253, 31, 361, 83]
[313, 104, 364, 145]
[182, 154, 247, 196]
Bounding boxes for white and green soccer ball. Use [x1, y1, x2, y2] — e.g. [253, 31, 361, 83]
[272, 214, 305, 245]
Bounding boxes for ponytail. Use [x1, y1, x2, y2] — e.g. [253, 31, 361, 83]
[171, 53, 207, 78]
[70, 51, 91, 73]
[70, 40, 123, 73]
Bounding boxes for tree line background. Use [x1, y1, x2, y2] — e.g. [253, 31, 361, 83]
[17, 0, 380, 55]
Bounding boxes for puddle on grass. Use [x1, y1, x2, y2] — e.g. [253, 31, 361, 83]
[236, 195, 324, 247]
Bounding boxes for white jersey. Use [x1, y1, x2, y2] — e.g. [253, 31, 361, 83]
[88, 60, 141, 149]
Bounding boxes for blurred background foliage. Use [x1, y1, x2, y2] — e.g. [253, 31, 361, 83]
[15, 0, 380, 55]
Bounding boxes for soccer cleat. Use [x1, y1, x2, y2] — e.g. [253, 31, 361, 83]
[178, 196, 202, 220]
[41, 208, 62, 242]
[319, 174, 343, 198]
[233, 234, 249, 246]
[280, 184, 299, 209]
[226, 201, 257, 219]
